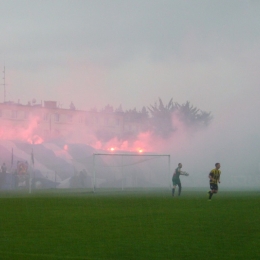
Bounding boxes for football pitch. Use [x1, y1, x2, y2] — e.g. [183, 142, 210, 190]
[0, 188, 259, 260]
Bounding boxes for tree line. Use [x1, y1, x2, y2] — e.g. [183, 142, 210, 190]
[95, 98, 212, 141]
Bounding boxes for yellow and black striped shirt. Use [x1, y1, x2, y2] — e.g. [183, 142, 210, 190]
[209, 169, 221, 184]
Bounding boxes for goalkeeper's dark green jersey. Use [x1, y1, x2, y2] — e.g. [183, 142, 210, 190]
[209, 169, 221, 184]
[172, 167, 181, 181]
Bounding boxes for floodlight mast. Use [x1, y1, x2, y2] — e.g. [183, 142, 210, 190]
[92, 153, 171, 193]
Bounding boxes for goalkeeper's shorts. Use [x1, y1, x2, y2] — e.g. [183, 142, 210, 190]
[172, 179, 181, 186]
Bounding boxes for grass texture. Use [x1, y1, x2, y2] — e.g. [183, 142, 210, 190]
[0, 189, 259, 259]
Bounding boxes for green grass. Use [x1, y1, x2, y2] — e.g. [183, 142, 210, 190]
[0, 189, 259, 259]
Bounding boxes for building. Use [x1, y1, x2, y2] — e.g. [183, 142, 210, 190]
[0, 101, 130, 144]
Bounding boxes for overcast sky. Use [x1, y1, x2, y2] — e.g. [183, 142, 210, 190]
[0, 0, 259, 113]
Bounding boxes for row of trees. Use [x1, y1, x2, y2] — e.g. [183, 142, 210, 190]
[95, 98, 212, 140]
[148, 99, 212, 138]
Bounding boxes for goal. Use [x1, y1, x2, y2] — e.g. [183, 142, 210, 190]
[92, 153, 171, 192]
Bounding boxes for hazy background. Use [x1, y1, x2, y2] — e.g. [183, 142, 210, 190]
[0, 0, 260, 188]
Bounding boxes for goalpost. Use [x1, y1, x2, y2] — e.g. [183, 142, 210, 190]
[92, 153, 171, 192]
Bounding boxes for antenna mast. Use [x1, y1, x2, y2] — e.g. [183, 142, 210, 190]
[2, 66, 6, 102]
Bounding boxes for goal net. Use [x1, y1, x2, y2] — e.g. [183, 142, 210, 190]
[92, 153, 171, 192]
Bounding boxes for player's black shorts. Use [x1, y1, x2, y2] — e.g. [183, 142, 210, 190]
[210, 183, 218, 191]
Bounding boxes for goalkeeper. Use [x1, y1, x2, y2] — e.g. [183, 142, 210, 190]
[172, 163, 189, 196]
